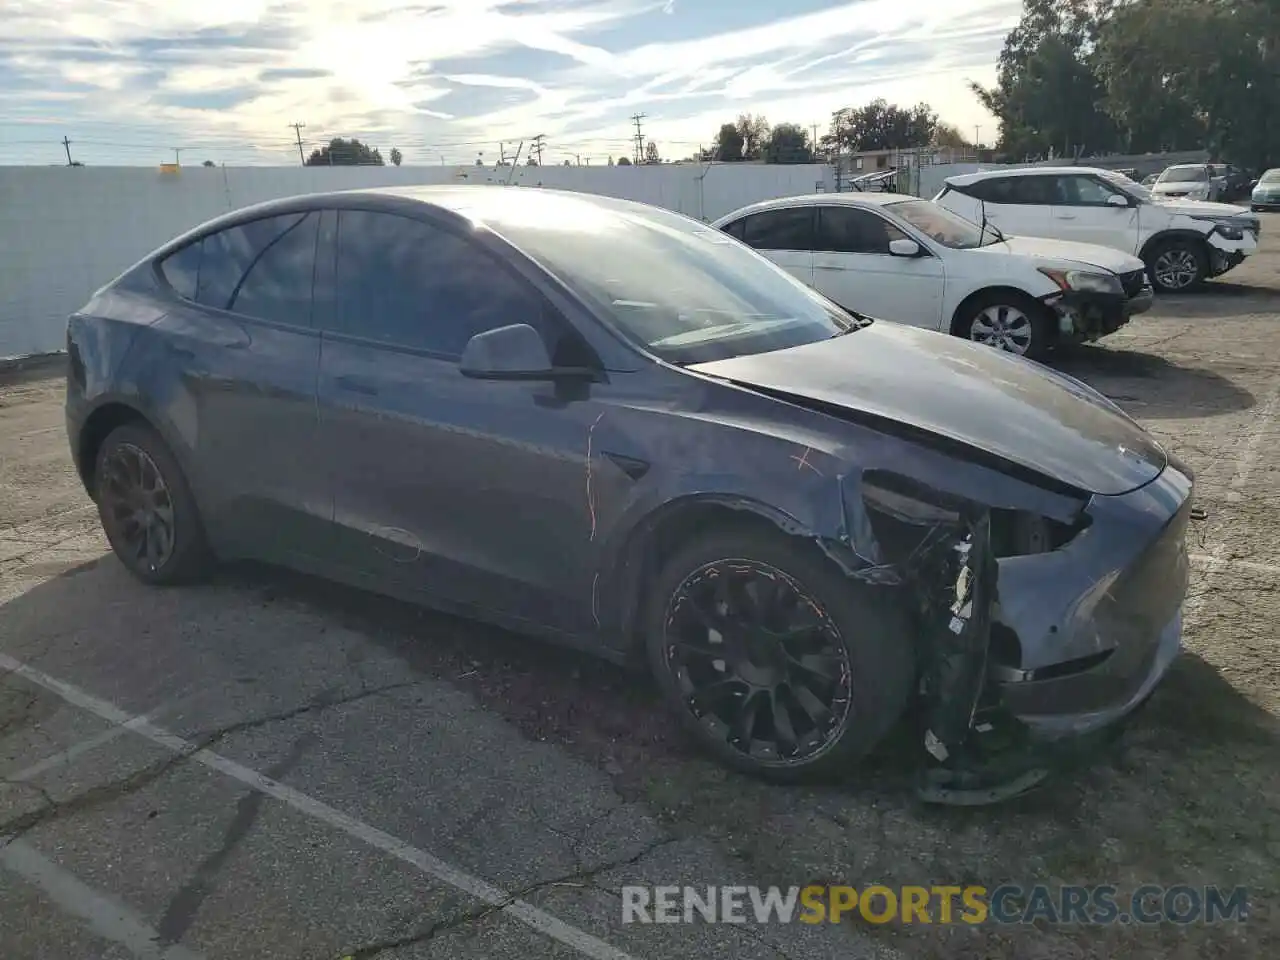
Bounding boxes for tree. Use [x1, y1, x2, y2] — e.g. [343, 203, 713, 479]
[563, 159, 572, 166]
[1097, 0, 1276, 165]
[713, 122, 745, 161]
[527, 156, 538, 166]
[971, 0, 1119, 159]
[305, 137, 384, 166]
[763, 123, 813, 163]
[821, 100, 938, 153]
[932, 123, 972, 150]
[617, 156, 632, 165]
[644, 140, 661, 163]
[201, 159, 215, 167]
[389, 147, 402, 166]
[736, 113, 770, 159]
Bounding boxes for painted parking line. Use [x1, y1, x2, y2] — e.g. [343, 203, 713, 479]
[0, 838, 204, 960]
[0, 652, 640, 960]
[7, 713, 155, 783]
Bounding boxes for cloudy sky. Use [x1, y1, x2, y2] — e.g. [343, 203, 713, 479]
[1, 0, 1021, 167]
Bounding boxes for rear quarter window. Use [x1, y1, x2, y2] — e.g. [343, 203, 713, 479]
[158, 242, 202, 300]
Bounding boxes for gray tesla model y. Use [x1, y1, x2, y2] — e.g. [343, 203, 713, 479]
[65, 187, 1193, 802]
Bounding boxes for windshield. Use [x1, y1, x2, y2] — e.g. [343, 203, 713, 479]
[489, 199, 855, 365]
[887, 199, 1000, 248]
[1159, 167, 1208, 183]
[1100, 170, 1151, 202]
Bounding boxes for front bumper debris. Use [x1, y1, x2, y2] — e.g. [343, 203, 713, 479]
[1044, 279, 1152, 345]
[912, 461, 1193, 805]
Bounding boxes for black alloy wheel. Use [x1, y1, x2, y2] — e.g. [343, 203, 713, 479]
[94, 423, 211, 585]
[645, 529, 915, 783]
[663, 559, 853, 766]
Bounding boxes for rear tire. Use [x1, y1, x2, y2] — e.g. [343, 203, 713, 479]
[1146, 238, 1207, 293]
[643, 527, 915, 783]
[955, 291, 1054, 361]
[94, 423, 212, 585]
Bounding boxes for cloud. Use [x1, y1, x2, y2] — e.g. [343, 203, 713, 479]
[1, 0, 1019, 166]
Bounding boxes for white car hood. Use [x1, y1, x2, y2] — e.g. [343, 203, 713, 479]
[985, 235, 1145, 274]
[1154, 197, 1252, 217]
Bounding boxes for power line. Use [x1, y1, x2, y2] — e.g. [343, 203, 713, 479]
[288, 122, 306, 165]
[630, 113, 646, 164]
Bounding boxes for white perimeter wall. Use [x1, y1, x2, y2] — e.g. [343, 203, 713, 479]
[0, 162, 834, 359]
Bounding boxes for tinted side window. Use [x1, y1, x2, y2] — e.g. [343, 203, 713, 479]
[1056, 175, 1121, 207]
[159, 242, 201, 300]
[228, 214, 319, 325]
[964, 178, 1013, 203]
[194, 214, 309, 310]
[741, 208, 813, 251]
[331, 210, 552, 358]
[1003, 176, 1061, 205]
[815, 207, 906, 255]
[721, 219, 747, 241]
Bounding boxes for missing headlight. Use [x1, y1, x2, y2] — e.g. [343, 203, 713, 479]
[990, 509, 1088, 558]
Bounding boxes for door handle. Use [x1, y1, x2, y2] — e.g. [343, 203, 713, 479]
[1056, 214, 1077, 220]
[335, 375, 379, 396]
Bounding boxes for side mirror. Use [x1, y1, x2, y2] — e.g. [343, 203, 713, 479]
[459, 323, 597, 382]
[1106, 194, 1130, 208]
[460, 324, 555, 380]
[888, 238, 922, 257]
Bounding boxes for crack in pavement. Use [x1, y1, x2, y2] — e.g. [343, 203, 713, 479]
[0, 676, 427, 844]
[341, 835, 680, 959]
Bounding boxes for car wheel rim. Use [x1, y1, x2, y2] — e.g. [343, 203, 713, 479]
[970, 305, 1033, 355]
[1154, 249, 1198, 289]
[100, 443, 176, 573]
[661, 559, 853, 768]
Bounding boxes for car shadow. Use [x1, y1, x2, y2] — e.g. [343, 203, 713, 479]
[1048, 343, 1255, 419]
[1149, 281, 1280, 319]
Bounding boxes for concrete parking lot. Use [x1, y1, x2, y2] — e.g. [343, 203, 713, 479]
[3, 223, 1279, 959]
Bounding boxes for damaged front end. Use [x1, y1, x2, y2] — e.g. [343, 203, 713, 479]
[831, 457, 1193, 806]
[1042, 269, 1153, 346]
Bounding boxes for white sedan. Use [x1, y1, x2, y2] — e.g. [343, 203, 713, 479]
[712, 193, 1153, 359]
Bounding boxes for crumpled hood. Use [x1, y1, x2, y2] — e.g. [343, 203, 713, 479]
[691, 323, 1166, 497]
[986, 235, 1144, 274]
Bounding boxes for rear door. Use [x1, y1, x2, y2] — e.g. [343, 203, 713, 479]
[1048, 173, 1140, 253]
[727, 207, 815, 284]
[152, 212, 328, 561]
[810, 205, 945, 328]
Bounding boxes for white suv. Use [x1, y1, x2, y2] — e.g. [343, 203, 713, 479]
[934, 166, 1260, 292]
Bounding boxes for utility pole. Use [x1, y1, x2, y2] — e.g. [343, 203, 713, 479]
[289, 122, 306, 165]
[61, 136, 73, 166]
[811, 124, 818, 157]
[499, 141, 507, 165]
[171, 147, 182, 166]
[631, 113, 646, 164]
[531, 133, 546, 166]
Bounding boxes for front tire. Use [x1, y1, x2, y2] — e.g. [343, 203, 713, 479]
[1146, 239, 1207, 293]
[94, 423, 211, 585]
[643, 527, 915, 783]
[955, 291, 1054, 360]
